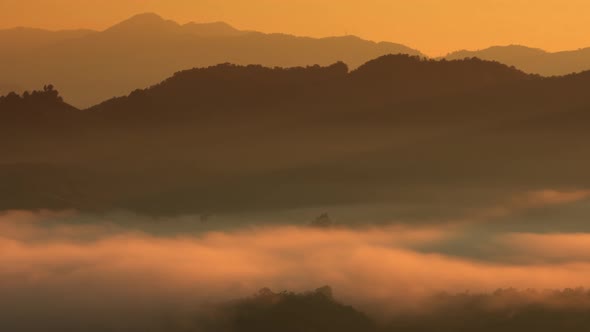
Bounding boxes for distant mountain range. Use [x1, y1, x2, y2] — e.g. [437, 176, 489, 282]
[444, 45, 590, 76]
[2, 55, 590, 219]
[0, 13, 422, 107]
[5, 13, 590, 108]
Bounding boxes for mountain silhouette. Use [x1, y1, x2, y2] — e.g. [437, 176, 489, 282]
[103, 13, 182, 35]
[445, 44, 590, 76]
[6, 14, 590, 108]
[192, 288, 590, 332]
[105, 13, 245, 37]
[0, 13, 422, 108]
[3, 55, 590, 219]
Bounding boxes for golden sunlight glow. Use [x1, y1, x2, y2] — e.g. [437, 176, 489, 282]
[2, 0, 590, 56]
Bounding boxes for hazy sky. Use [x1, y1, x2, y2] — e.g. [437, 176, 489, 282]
[2, 0, 590, 56]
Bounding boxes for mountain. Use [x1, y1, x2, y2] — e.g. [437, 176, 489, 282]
[0, 13, 422, 108]
[103, 13, 245, 37]
[445, 45, 590, 76]
[3, 55, 590, 219]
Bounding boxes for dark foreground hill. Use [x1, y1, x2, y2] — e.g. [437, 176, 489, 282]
[2, 55, 590, 224]
[0, 13, 421, 107]
[195, 288, 590, 332]
[10, 286, 590, 332]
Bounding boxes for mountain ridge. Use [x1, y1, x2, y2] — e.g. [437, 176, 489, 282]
[5, 12, 590, 108]
[2, 54, 590, 215]
[0, 13, 423, 107]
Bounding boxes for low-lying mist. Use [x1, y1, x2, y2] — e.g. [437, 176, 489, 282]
[3, 208, 590, 331]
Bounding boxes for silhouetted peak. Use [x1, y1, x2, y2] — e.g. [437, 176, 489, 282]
[104, 13, 180, 34]
[104, 14, 244, 37]
[182, 21, 243, 36]
[121, 12, 167, 24]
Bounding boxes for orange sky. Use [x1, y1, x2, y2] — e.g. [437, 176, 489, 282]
[2, 0, 590, 56]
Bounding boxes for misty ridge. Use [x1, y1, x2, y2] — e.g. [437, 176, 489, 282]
[2, 54, 590, 222]
[0, 12, 421, 107]
[444, 44, 590, 77]
[4, 13, 590, 109]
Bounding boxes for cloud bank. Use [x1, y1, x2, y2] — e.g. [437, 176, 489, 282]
[3, 208, 590, 330]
